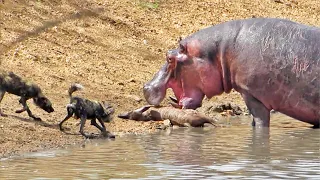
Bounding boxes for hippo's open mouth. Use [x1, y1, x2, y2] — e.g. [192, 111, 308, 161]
[143, 48, 205, 109]
[143, 63, 204, 109]
[143, 63, 172, 106]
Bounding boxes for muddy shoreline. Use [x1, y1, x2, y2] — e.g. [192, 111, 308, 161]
[0, 0, 318, 158]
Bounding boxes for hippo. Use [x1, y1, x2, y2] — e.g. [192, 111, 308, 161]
[143, 18, 320, 128]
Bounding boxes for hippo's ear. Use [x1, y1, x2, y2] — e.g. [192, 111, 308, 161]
[179, 42, 187, 54]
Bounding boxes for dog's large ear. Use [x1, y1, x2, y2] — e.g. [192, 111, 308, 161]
[102, 101, 112, 109]
[100, 101, 114, 115]
[41, 97, 48, 103]
[33, 96, 46, 105]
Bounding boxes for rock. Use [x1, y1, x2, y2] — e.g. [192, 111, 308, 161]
[163, 119, 171, 126]
[172, 125, 180, 130]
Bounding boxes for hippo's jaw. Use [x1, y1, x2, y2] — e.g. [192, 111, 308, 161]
[143, 63, 172, 106]
[167, 79, 204, 109]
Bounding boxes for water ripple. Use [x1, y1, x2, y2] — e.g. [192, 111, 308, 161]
[0, 115, 319, 179]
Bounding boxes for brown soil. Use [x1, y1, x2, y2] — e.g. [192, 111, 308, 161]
[0, 0, 318, 158]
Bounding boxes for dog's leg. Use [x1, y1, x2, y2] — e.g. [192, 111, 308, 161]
[59, 115, 72, 131]
[79, 114, 92, 138]
[91, 118, 105, 132]
[59, 107, 74, 131]
[0, 89, 7, 117]
[16, 97, 41, 121]
[97, 118, 115, 138]
[15, 97, 27, 113]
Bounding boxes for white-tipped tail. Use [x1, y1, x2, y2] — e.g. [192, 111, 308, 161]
[68, 83, 84, 97]
[73, 83, 84, 90]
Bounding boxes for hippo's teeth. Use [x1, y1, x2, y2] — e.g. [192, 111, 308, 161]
[169, 96, 182, 108]
[169, 96, 178, 103]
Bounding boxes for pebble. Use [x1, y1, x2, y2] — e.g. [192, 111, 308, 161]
[163, 119, 171, 126]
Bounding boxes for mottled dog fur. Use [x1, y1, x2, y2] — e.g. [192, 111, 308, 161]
[59, 83, 115, 139]
[0, 71, 54, 120]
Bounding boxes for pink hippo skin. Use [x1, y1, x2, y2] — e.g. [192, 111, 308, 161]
[143, 18, 320, 128]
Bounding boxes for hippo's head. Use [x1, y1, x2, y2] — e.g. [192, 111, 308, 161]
[143, 38, 224, 109]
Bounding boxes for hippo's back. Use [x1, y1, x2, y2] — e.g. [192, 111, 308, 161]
[190, 18, 320, 123]
[236, 19, 320, 122]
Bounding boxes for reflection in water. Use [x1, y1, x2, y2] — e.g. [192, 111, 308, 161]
[0, 114, 319, 179]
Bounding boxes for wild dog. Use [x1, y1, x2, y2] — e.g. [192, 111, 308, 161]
[59, 83, 115, 139]
[0, 70, 54, 121]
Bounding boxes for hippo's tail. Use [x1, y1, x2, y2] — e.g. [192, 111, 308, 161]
[68, 83, 84, 97]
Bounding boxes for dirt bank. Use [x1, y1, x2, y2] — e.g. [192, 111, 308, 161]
[0, 0, 318, 158]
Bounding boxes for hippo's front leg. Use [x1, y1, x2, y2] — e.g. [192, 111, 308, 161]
[241, 93, 270, 128]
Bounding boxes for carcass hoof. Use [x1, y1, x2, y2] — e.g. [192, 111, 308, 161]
[156, 124, 169, 130]
[156, 119, 172, 130]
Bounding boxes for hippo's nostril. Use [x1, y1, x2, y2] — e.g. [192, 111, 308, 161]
[143, 84, 150, 93]
[143, 84, 152, 98]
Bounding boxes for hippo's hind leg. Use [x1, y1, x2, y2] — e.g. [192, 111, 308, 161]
[313, 112, 320, 128]
[241, 93, 270, 128]
[312, 117, 319, 129]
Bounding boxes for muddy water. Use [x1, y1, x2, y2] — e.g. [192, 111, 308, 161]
[0, 114, 319, 179]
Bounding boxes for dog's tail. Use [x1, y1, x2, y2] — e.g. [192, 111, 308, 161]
[68, 83, 84, 97]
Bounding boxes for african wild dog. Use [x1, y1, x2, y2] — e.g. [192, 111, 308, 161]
[59, 83, 115, 139]
[0, 70, 54, 121]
